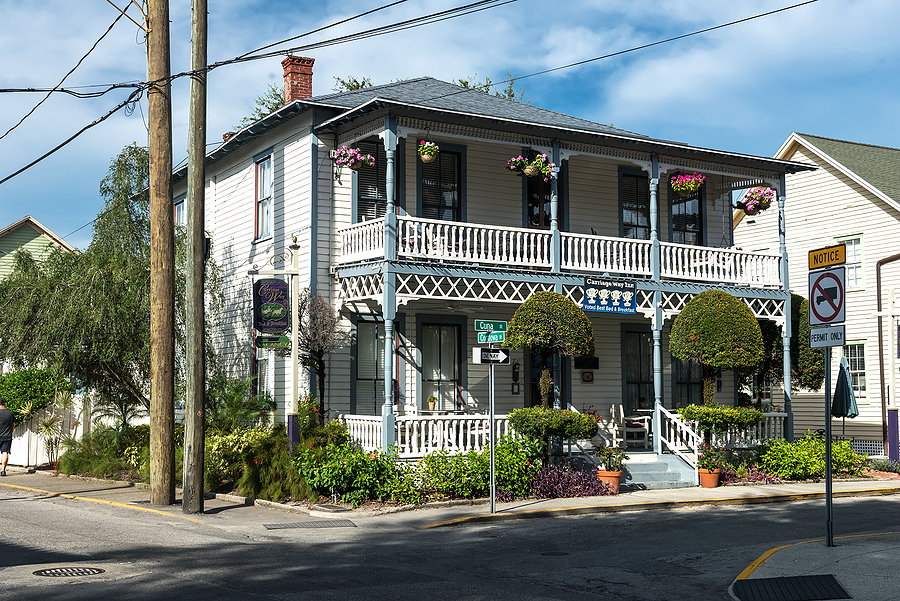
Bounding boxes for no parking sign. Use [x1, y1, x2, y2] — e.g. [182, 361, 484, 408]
[808, 267, 846, 326]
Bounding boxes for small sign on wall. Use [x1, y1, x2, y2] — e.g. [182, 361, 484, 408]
[583, 277, 636, 314]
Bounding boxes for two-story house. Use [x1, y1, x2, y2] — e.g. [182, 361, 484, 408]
[734, 133, 900, 455]
[174, 56, 814, 457]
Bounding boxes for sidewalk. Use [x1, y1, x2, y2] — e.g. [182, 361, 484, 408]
[3, 466, 900, 600]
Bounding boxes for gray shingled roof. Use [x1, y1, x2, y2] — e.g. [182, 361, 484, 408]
[310, 77, 660, 142]
[797, 133, 900, 203]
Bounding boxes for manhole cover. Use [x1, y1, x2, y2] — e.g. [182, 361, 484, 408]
[33, 567, 106, 577]
[264, 519, 356, 530]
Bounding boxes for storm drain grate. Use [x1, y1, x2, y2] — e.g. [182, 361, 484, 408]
[733, 574, 852, 601]
[264, 520, 356, 530]
[540, 552, 570, 557]
[33, 567, 106, 578]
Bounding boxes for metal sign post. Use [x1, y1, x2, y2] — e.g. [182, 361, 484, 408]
[488, 342, 496, 514]
[474, 320, 508, 515]
[809, 249, 845, 549]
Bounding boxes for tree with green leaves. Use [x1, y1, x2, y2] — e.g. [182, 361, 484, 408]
[506, 291, 594, 408]
[0, 143, 223, 434]
[331, 75, 373, 92]
[235, 83, 285, 130]
[295, 289, 350, 424]
[455, 71, 528, 103]
[753, 293, 825, 395]
[669, 290, 765, 405]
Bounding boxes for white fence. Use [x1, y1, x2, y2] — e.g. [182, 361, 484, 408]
[341, 413, 513, 459]
[660, 242, 781, 287]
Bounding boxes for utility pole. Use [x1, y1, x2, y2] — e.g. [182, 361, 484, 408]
[183, 0, 207, 514]
[147, 0, 176, 506]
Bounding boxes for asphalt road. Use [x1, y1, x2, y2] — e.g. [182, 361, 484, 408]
[2, 484, 899, 600]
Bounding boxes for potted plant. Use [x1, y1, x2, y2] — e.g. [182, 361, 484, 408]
[334, 145, 375, 170]
[426, 395, 437, 411]
[737, 186, 775, 216]
[505, 153, 556, 182]
[697, 444, 725, 488]
[670, 172, 706, 197]
[594, 445, 629, 494]
[418, 140, 439, 163]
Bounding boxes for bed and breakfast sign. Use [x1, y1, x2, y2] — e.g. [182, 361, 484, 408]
[582, 277, 636, 314]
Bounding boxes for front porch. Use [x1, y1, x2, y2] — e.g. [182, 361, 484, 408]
[340, 408, 788, 488]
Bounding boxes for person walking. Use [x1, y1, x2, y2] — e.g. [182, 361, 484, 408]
[0, 396, 14, 476]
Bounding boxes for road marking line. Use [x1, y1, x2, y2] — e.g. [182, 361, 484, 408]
[736, 531, 900, 580]
[0, 481, 207, 524]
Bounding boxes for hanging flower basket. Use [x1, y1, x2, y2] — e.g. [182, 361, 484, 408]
[671, 172, 706, 197]
[334, 145, 374, 170]
[418, 140, 439, 163]
[738, 186, 775, 216]
[506, 153, 556, 182]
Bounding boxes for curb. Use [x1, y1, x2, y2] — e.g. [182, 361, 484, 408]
[418, 485, 900, 528]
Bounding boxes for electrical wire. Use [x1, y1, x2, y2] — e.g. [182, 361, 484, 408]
[0, 10, 128, 141]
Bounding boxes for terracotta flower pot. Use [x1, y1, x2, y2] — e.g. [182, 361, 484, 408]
[698, 468, 722, 488]
[597, 469, 623, 494]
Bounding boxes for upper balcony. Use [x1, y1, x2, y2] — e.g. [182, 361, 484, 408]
[337, 215, 782, 289]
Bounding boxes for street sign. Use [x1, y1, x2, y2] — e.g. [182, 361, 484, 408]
[472, 347, 510, 364]
[810, 325, 845, 348]
[478, 331, 505, 344]
[475, 320, 507, 332]
[809, 267, 846, 326]
[809, 244, 846, 271]
[256, 335, 291, 349]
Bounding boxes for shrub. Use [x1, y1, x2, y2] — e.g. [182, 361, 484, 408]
[205, 427, 271, 490]
[509, 407, 599, 440]
[0, 368, 69, 422]
[759, 433, 866, 480]
[236, 424, 313, 503]
[418, 449, 488, 499]
[869, 458, 900, 473]
[295, 442, 400, 507]
[531, 461, 608, 498]
[678, 403, 764, 435]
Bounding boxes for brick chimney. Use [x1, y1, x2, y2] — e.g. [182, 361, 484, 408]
[282, 56, 315, 103]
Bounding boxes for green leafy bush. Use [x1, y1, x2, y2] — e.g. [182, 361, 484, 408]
[295, 442, 400, 507]
[759, 433, 866, 480]
[509, 407, 599, 440]
[0, 368, 69, 422]
[677, 403, 764, 434]
[236, 424, 313, 503]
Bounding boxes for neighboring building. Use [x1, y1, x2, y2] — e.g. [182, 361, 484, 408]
[174, 56, 813, 450]
[734, 133, 900, 450]
[0, 215, 76, 279]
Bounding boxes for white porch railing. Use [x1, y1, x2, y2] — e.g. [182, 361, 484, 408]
[339, 219, 385, 263]
[341, 413, 513, 459]
[560, 232, 652, 276]
[710, 413, 788, 448]
[657, 405, 701, 485]
[660, 242, 781, 287]
[397, 216, 552, 268]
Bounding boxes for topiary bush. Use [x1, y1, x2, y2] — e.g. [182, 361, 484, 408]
[677, 403, 764, 437]
[0, 368, 69, 422]
[509, 407, 599, 441]
[670, 289, 764, 404]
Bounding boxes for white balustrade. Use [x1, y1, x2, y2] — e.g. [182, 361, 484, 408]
[341, 413, 512, 458]
[711, 413, 787, 449]
[561, 232, 652, 276]
[339, 219, 385, 263]
[657, 405, 701, 484]
[660, 242, 781, 287]
[397, 216, 551, 268]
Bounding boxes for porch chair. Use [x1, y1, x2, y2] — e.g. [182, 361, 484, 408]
[612, 404, 651, 449]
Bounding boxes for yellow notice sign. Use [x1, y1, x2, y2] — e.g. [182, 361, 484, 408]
[808, 244, 846, 270]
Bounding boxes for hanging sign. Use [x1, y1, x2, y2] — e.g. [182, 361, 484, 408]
[582, 277, 636, 314]
[253, 278, 290, 334]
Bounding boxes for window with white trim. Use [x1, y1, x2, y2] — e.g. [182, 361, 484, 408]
[838, 237, 863, 288]
[173, 196, 186, 226]
[255, 155, 273, 239]
[842, 342, 866, 397]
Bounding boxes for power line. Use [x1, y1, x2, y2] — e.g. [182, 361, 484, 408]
[0, 10, 128, 141]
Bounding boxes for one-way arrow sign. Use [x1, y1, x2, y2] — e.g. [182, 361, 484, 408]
[472, 347, 510, 364]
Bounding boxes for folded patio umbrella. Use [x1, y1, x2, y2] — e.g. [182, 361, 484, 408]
[832, 355, 859, 436]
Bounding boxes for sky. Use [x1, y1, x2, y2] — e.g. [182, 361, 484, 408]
[1, 0, 898, 250]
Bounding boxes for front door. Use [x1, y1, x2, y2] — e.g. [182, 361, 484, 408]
[623, 329, 653, 415]
[528, 350, 555, 407]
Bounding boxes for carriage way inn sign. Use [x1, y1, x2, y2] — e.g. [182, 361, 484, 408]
[582, 277, 636, 314]
[253, 278, 290, 334]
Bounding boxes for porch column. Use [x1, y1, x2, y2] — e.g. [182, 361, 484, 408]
[649, 155, 660, 280]
[778, 173, 794, 441]
[381, 116, 398, 451]
[550, 140, 561, 284]
[653, 289, 663, 454]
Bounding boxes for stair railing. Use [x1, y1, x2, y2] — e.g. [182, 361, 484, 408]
[656, 404, 701, 485]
